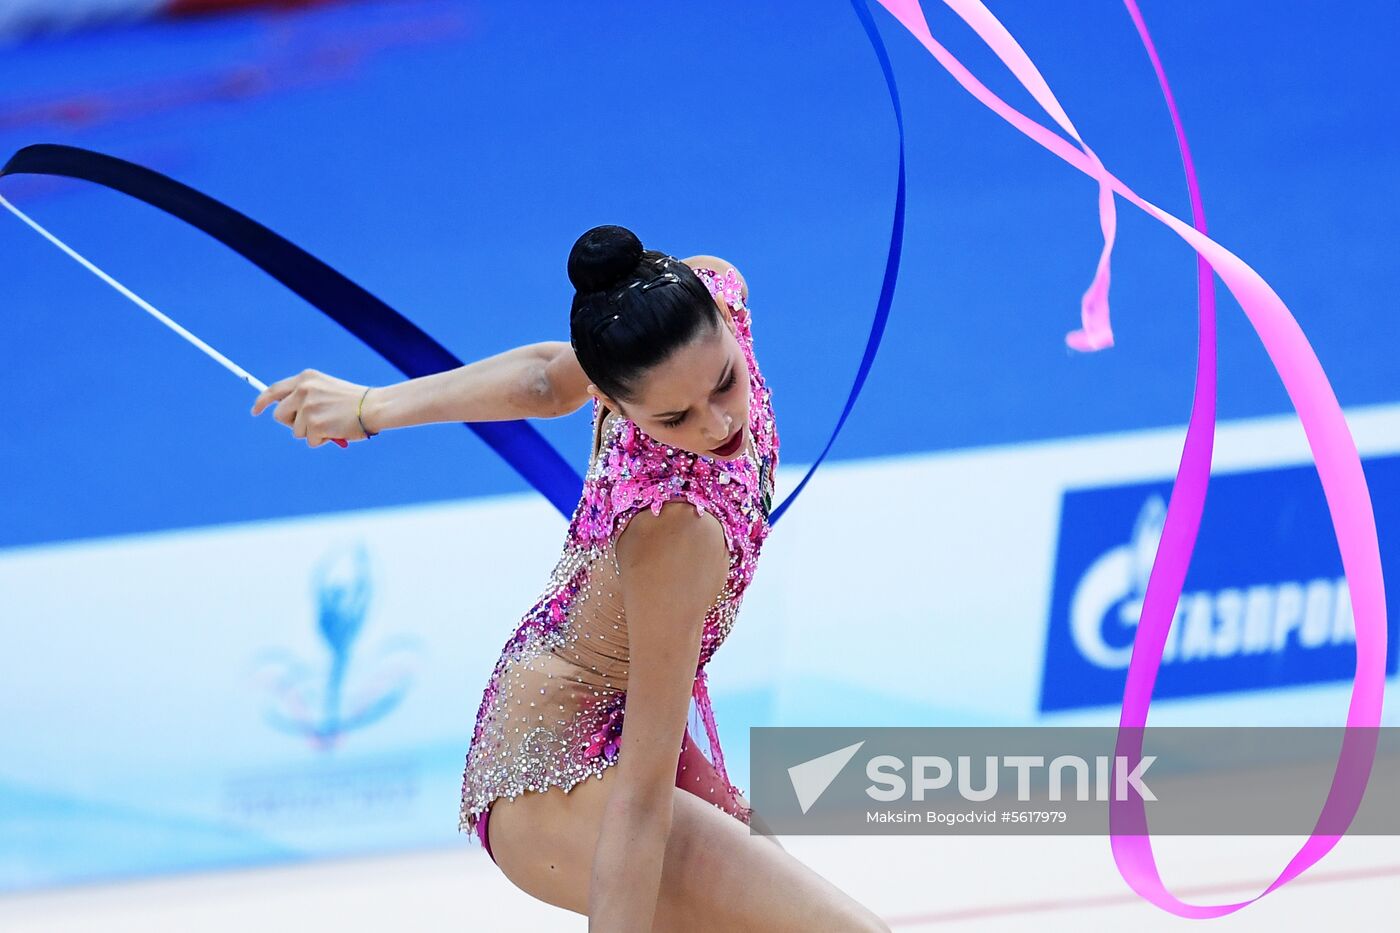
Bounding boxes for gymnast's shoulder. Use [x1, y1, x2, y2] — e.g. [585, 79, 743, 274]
[681, 254, 748, 301]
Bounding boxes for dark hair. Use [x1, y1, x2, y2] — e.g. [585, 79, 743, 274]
[568, 224, 720, 406]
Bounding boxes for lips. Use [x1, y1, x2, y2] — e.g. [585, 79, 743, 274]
[710, 424, 743, 456]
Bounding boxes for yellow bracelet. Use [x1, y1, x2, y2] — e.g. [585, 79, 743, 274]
[357, 386, 378, 438]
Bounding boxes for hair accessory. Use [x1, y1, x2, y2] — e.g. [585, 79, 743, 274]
[611, 268, 682, 299]
[599, 255, 683, 318]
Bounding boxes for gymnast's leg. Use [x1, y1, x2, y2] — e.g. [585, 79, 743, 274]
[482, 728, 887, 930]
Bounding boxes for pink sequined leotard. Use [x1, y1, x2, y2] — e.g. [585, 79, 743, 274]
[458, 266, 780, 856]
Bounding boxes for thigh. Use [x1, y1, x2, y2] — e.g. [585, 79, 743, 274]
[484, 729, 728, 911]
[481, 765, 609, 914]
[485, 735, 886, 931]
[651, 789, 889, 933]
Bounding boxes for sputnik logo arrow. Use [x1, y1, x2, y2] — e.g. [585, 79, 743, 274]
[788, 741, 865, 814]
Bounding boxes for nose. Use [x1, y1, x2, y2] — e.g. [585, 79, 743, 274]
[707, 407, 734, 444]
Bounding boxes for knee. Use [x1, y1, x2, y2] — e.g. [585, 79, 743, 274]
[848, 907, 892, 933]
[854, 917, 891, 933]
[825, 894, 891, 933]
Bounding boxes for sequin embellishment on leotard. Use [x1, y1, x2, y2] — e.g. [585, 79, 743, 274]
[458, 266, 780, 848]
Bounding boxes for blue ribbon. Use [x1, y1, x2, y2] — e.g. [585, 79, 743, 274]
[0, 0, 904, 528]
[771, 0, 906, 525]
[0, 143, 584, 517]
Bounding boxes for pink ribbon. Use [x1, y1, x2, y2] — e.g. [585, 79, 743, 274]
[938, 0, 1119, 352]
[872, 0, 1386, 917]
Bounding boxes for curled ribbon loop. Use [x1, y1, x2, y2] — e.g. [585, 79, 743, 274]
[1, 73, 907, 530]
[872, 0, 1386, 917]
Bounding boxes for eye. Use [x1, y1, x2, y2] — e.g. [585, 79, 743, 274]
[660, 372, 738, 428]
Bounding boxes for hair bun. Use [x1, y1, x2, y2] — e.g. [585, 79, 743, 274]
[567, 224, 645, 294]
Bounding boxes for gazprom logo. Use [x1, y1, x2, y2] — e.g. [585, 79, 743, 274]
[1040, 456, 1400, 711]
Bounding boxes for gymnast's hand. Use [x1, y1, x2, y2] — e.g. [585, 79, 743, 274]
[250, 368, 372, 448]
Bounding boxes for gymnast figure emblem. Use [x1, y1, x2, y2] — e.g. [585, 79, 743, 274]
[249, 542, 424, 749]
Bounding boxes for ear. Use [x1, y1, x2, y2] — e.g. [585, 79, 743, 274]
[587, 383, 623, 414]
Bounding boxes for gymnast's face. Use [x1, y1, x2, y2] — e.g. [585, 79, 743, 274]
[591, 307, 751, 461]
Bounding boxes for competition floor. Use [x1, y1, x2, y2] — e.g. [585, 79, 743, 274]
[0, 834, 1396, 930]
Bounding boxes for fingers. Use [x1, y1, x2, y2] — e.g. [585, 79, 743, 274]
[292, 398, 310, 441]
[250, 370, 309, 416]
[248, 369, 345, 448]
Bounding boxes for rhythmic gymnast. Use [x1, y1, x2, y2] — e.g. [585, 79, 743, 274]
[251, 224, 890, 931]
[5, 0, 1380, 921]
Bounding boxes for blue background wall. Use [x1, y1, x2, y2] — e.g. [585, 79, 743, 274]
[3, 0, 1396, 549]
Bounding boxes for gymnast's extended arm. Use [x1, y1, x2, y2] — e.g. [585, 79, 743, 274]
[363, 340, 591, 427]
[249, 341, 591, 446]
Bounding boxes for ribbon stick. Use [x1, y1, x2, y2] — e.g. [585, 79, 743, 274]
[871, 0, 1386, 917]
[0, 192, 356, 445]
[0, 144, 585, 513]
